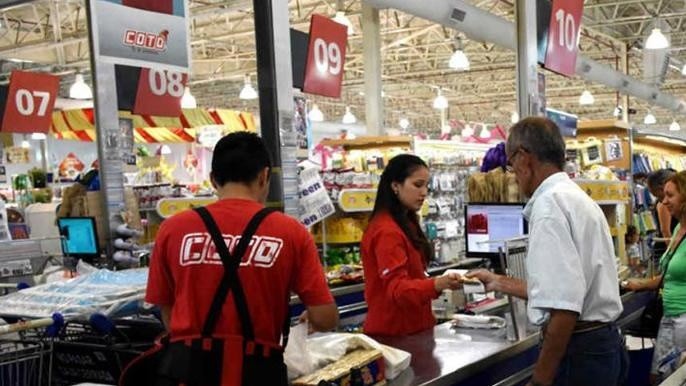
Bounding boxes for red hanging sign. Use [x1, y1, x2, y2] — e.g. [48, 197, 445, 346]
[544, 0, 584, 77]
[303, 14, 348, 98]
[133, 68, 187, 117]
[1, 71, 59, 134]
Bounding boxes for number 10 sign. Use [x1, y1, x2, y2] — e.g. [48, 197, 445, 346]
[544, 0, 584, 77]
[303, 14, 348, 98]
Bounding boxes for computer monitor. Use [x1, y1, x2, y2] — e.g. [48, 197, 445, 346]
[57, 217, 100, 261]
[465, 203, 528, 271]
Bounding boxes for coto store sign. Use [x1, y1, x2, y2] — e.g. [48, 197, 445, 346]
[123, 29, 169, 52]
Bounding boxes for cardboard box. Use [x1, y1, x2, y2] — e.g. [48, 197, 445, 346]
[292, 349, 386, 386]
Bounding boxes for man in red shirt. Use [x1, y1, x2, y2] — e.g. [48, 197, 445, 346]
[146, 132, 338, 371]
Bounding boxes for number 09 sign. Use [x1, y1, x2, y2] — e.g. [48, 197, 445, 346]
[1, 71, 59, 134]
[303, 14, 348, 98]
[544, 0, 584, 77]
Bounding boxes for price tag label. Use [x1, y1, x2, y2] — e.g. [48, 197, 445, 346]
[1, 71, 59, 134]
[544, 0, 584, 77]
[133, 68, 188, 116]
[303, 14, 348, 98]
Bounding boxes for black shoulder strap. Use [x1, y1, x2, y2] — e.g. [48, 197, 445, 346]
[193, 206, 275, 339]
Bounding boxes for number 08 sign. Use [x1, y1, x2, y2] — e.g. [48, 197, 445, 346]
[544, 0, 584, 77]
[303, 14, 348, 98]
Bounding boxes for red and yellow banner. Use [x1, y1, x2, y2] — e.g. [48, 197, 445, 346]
[50, 108, 255, 143]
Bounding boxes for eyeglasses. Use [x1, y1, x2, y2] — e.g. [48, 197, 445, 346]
[506, 147, 526, 172]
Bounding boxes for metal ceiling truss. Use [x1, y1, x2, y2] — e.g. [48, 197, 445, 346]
[1, 0, 686, 135]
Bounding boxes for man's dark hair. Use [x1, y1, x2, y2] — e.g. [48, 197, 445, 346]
[506, 117, 566, 170]
[647, 169, 676, 191]
[211, 132, 272, 186]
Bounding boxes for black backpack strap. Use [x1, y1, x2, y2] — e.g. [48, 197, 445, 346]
[193, 206, 275, 339]
[281, 300, 292, 348]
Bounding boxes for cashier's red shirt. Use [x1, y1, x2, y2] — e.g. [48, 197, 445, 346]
[146, 198, 334, 346]
[361, 211, 439, 336]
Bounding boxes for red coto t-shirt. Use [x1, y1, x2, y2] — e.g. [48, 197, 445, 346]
[361, 211, 438, 336]
[146, 198, 334, 345]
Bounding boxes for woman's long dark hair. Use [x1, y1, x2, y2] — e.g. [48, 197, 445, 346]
[372, 154, 433, 265]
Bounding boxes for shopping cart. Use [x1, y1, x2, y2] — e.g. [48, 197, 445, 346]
[0, 340, 52, 386]
[0, 268, 158, 386]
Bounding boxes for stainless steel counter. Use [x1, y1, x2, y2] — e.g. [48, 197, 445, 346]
[374, 323, 539, 386]
[371, 290, 652, 386]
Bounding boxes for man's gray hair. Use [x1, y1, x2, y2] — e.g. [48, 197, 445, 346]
[506, 117, 566, 170]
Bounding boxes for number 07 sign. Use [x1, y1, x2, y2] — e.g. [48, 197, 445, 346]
[1, 71, 59, 134]
[303, 14, 348, 98]
[544, 0, 584, 77]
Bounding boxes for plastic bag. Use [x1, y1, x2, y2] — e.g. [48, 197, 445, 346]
[284, 322, 315, 380]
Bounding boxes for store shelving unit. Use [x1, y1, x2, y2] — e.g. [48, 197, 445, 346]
[573, 179, 630, 262]
[570, 120, 633, 263]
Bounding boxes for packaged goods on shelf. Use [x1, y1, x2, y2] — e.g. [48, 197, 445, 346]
[467, 168, 520, 203]
[322, 244, 363, 287]
[311, 214, 368, 244]
[415, 140, 489, 263]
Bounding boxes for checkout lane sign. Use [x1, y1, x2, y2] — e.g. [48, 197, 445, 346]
[303, 14, 348, 98]
[88, 0, 191, 72]
[543, 0, 584, 77]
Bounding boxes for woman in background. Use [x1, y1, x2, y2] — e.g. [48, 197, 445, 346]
[626, 171, 686, 383]
[361, 154, 460, 336]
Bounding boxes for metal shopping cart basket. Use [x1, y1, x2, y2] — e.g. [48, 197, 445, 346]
[0, 268, 156, 386]
[0, 340, 52, 386]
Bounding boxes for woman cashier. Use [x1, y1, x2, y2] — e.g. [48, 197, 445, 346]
[362, 154, 461, 336]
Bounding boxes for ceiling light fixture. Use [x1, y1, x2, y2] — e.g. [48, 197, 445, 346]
[433, 89, 448, 110]
[332, 11, 354, 35]
[399, 118, 410, 130]
[682, 64, 686, 76]
[69, 74, 92, 99]
[181, 86, 197, 109]
[342, 106, 356, 124]
[613, 106, 622, 117]
[308, 104, 324, 122]
[31, 132, 47, 140]
[479, 126, 491, 139]
[510, 111, 519, 124]
[669, 119, 681, 131]
[579, 90, 595, 105]
[644, 112, 656, 125]
[448, 37, 470, 71]
[239, 75, 258, 100]
[461, 124, 474, 137]
[20, 135, 30, 149]
[645, 27, 669, 50]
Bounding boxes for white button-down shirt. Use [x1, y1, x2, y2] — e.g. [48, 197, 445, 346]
[523, 172, 623, 325]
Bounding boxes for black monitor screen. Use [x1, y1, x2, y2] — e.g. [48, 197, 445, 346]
[465, 203, 528, 260]
[57, 217, 100, 259]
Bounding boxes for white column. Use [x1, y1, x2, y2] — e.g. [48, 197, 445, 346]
[362, 4, 384, 135]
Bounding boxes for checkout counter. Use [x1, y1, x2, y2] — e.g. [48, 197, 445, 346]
[292, 276, 654, 386]
[375, 290, 653, 386]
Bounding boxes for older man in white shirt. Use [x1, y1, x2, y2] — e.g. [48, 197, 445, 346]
[467, 117, 627, 386]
